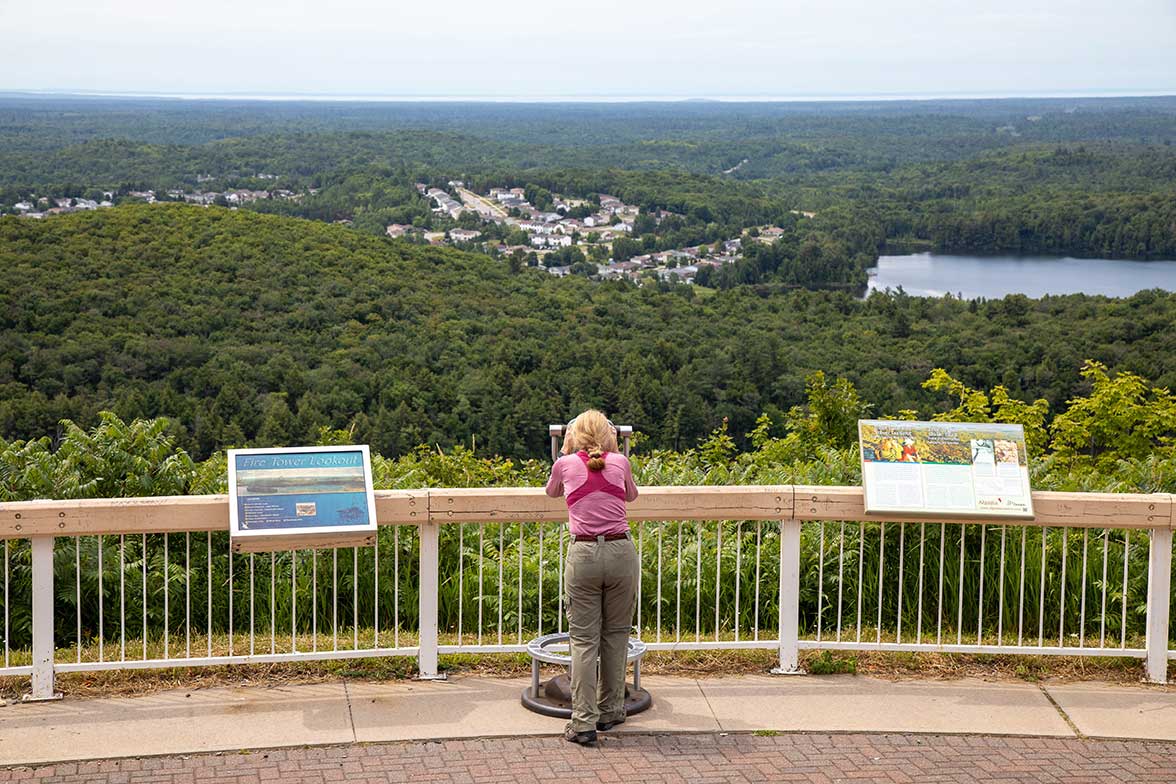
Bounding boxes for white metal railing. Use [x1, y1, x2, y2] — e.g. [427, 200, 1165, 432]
[0, 486, 1172, 700]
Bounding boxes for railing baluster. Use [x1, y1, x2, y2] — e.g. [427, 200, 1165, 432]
[676, 520, 683, 643]
[558, 526, 565, 635]
[876, 523, 885, 644]
[457, 523, 465, 644]
[536, 523, 543, 638]
[373, 534, 379, 649]
[312, 548, 318, 653]
[997, 526, 1007, 646]
[164, 534, 172, 659]
[635, 522, 642, 633]
[1018, 526, 1027, 646]
[715, 522, 722, 641]
[497, 522, 504, 646]
[393, 526, 400, 648]
[1099, 528, 1109, 647]
[352, 547, 358, 650]
[144, 534, 151, 659]
[4, 540, 9, 669]
[292, 549, 297, 653]
[331, 548, 337, 652]
[517, 523, 523, 644]
[655, 522, 662, 644]
[1038, 529, 1047, 648]
[977, 525, 986, 645]
[936, 523, 945, 646]
[187, 534, 192, 659]
[916, 522, 925, 644]
[120, 535, 126, 662]
[207, 533, 213, 658]
[75, 538, 82, 663]
[815, 521, 824, 643]
[98, 536, 104, 662]
[273, 550, 279, 655]
[955, 526, 965, 646]
[248, 551, 254, 656]
[1079, 529, 1089, 648]
[753, 521, 762, 642]
[855, 521, 864, 643]
[1120, 532, 1130, 649]
[896, 523, 905, 644]
[836, 521, 845, 643]
[695, 522, 702, 642]
[477, 524, 485, 646]
[1058, 527, 1069, 647]
[734, 521, 742, 642]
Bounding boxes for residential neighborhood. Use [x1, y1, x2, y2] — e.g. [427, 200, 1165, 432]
[1, 176, 798, 288]
[397, 181, 791, 285]
[2, 178, 309, 219]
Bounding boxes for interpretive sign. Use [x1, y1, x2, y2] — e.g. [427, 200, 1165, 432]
[228, 446, 378, 552]
[858, 420, 1034, 519]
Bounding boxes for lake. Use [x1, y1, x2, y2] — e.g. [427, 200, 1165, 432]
[866, 253, 1176, 299]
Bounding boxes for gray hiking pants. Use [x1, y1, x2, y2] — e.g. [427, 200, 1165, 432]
[563, 535, 639, 733]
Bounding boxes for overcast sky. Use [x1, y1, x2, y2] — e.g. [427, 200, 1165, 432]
[2, 0, 1174, 99]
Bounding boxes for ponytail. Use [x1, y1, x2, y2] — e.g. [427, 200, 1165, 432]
[586, 448, 606, 471]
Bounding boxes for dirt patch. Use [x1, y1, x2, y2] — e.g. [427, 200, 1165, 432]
[2, 648, 1166, 702]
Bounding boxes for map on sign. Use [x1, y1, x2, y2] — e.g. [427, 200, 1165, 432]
[228, 446, 378, 542]
[858, 420, 1034, 519]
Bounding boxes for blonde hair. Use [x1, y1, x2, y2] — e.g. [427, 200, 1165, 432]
[561, 409, 618, 470]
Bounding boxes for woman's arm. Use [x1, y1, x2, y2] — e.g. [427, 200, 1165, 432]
[545, 458, 565, 498]
[622, 457, 639, 502]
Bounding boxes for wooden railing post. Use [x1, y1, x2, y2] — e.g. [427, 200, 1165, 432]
[24, 536, 61, 701]
[416, 518, 445, 680]
[1145, 527, 1172, 684]
[772, 519, 802, 674]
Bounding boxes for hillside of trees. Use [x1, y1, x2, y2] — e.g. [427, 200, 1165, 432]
[2, 204, 1175, 461]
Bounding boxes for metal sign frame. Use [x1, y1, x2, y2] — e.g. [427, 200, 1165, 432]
[228, 445, 378, 552]
[858, 419, 1035, 520]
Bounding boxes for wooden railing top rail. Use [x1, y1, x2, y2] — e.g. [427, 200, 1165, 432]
[0, 486, 1171, 538]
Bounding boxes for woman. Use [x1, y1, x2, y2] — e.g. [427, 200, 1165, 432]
[545, 409, 639, 746]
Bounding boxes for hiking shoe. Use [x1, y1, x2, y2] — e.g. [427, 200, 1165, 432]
[564, 728, 598, 746]
[596, 718, 626, 731]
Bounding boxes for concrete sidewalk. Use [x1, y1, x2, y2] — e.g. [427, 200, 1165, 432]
[1, 675, 1174, 767]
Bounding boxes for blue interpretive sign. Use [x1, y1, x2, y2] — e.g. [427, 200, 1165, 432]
[228, 446, 378, 544]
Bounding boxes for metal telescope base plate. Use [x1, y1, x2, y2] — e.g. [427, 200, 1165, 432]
[520, 673, 652, 719]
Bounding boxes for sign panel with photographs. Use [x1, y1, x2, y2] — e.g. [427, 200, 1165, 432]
[228, 446, 378, 551]
[858, 420, 1034, 519]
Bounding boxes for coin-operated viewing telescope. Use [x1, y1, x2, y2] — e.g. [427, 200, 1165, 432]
[548, 423, 633, 462]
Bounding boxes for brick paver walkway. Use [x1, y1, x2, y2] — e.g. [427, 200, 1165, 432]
[3, 733, 1174, 783]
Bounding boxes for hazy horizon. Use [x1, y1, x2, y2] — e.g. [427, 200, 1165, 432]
[2, 0, 1173, 99]
[6, 88, 1176, 104]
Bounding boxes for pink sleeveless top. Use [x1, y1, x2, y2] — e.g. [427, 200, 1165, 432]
[545, 451, 639, 537]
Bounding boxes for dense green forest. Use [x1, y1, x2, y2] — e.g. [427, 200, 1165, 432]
[2, 205, 1175, 460]
[2, 95, 1175, 288]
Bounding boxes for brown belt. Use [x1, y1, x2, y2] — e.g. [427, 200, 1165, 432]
[572, 533, 630, 542]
